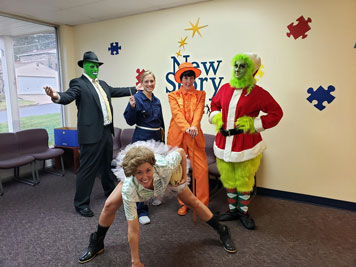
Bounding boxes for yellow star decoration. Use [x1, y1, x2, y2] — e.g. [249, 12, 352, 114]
[254, 64, 264, 82]
[178, 36, 188, 49]
[185, 18, 208, 38]
[176, 50, 182, 57]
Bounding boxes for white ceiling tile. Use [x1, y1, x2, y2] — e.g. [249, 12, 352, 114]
[0, 0, 210, 26]
[0, 0, 210, 35]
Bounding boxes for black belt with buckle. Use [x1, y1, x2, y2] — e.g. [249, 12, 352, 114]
[220, 127, 244, 136]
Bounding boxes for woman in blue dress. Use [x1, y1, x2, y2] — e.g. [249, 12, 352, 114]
[124, 70, 165, 225]
[124, 70, 164, 143]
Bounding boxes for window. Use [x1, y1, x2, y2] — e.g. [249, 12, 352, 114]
[0, 15, 63, 145]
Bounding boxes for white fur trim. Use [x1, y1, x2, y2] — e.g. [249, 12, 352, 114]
[254, 117, 264, 133]
[224, 90, 242, 157]
[227, 90, 242, 129]
[214, 140, 266, 162]
[208, 111, 221, 124]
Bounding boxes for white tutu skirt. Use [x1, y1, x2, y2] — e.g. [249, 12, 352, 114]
[112, 139, 191, 199]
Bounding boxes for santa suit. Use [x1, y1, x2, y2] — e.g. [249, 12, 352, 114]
[209, 83, 283, 192]
[167, 86, 209, 207]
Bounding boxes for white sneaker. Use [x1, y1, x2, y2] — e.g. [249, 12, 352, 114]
[138, 215, 150, 225]
[152, 198, 162, 206]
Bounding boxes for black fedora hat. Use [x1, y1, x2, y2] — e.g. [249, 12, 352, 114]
[77, 51, 104, 68]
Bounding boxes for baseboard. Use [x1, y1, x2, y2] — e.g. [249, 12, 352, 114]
[256, 187, 356, 211]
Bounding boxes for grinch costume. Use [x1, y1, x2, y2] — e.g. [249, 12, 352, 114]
[209, 53, 283, 229]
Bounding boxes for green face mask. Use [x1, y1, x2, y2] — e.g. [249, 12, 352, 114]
[83, 61, 99, 79]
[229, 55, 255, 93]
[234, 60, 248, 79]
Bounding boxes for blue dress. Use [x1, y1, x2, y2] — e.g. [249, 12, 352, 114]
[124, 91, 165, 143]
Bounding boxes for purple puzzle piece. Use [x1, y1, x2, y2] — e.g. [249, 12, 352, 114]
[306, 85, 335, 111]
[287, 16, 312, 40]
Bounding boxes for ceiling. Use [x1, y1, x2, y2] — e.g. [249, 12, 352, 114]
[0, 0, 210, 36]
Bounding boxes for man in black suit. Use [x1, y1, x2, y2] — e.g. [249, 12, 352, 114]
[44, 51, 137, 217]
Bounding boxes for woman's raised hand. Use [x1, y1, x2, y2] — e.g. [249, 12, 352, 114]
[129, 95, 136, 108]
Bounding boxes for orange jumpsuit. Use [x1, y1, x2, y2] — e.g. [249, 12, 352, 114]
[167, 86, 209, 207]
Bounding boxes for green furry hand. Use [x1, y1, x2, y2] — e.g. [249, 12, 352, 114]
[236, 116, 255, 133]
[211, 113, 223, 132]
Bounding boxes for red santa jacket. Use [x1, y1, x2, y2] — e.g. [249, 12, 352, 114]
[209, 83, 283, 163]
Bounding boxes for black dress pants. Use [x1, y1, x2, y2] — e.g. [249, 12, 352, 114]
[74, 126, 116, 210]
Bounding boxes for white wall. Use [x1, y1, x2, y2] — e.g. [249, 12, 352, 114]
[59, 0, 356, 202]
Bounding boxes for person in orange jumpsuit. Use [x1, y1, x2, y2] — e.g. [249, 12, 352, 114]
[167, 62, 209, 216]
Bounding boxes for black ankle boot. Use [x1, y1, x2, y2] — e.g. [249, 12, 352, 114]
[238, 211, 255, 230]
[218, 225, 237, 254]
[206, 216, 237, 254]
[79, 232, 105, 263]
[217, 210, 239, 221]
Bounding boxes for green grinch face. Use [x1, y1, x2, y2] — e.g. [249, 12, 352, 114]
[234, 60, 248, 79]
[83, 61, 99, 79]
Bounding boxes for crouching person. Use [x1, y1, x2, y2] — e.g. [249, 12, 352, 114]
[79, 143, 236, 266]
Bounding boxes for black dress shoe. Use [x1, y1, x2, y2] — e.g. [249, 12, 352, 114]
[76, 207, 94, 217]
[216, 210, 239, 221]
[218, 225, 237, 254]
[79, 232, 104, 264]
[238, 211, 255, 230]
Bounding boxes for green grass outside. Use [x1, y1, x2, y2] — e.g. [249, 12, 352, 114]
[0, 113, 62, 146]
[0, 95, 36, 111]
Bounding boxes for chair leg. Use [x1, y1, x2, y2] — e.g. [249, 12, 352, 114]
[34, 161, 40, 184]
[60, 156, 65, 176]
[34, 160, 41, 183]
[14, 163, 38, 186]
[44, 156, 65, 176]
[0, 179, 3, 196]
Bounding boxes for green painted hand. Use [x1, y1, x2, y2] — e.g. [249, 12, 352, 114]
[211, 113, 223, 132]
[236, 116, 255, 133]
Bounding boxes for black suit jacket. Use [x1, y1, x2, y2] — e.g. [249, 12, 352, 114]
[58, 75, 135, 144]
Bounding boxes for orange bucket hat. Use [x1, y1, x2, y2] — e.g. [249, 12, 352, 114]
[174, 62, 202, 83]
